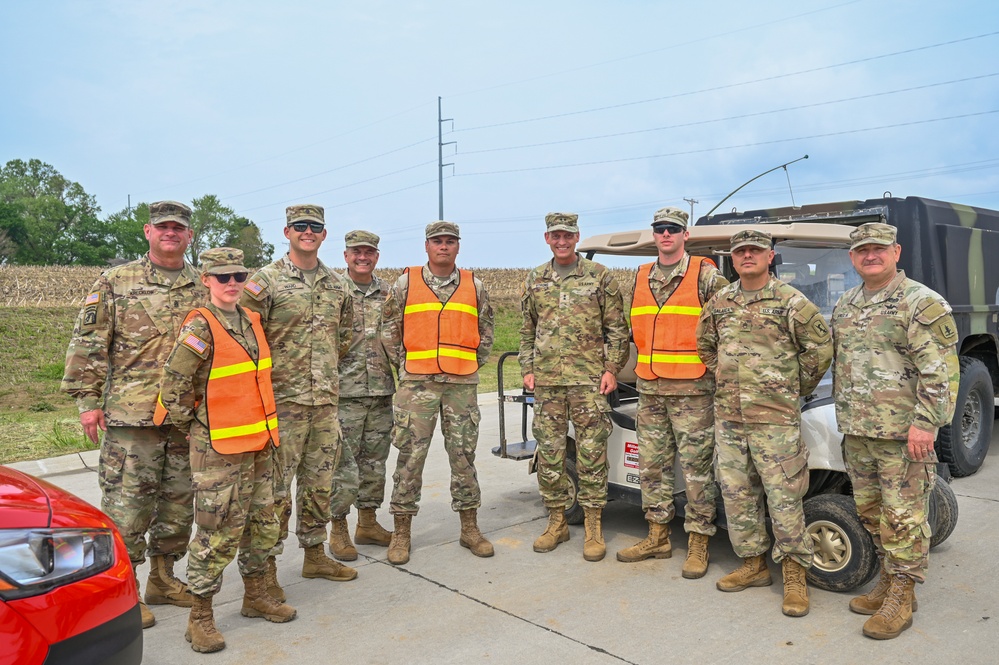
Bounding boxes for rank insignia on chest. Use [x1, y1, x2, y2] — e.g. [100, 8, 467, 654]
[244, 280, 263, 295]
[182, 333, 209, 355]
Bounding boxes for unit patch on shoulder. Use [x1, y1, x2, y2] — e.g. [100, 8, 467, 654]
[182, 333, 210, 357]
[244, 280, 264, 296]
[85, 291, 101, 305]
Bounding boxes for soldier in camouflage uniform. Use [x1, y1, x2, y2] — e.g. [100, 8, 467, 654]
[832, 222, 959, 640]
[521, 212, 630, 562]
[328, 230, 395, 561]
[157, 248, 295, 654]
[616, 207, 729, 578]
[61, 200, 203, 629]
[381, 221, 495, 565]
[240, 204, 357, 596]
[696, 228, 832, 617]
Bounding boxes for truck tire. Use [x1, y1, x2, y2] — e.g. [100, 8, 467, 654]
[802, 494, 878, 592]
[564, 454, 585, 525]
[929, 477, 959, 548]
[938, 357, 994, 477]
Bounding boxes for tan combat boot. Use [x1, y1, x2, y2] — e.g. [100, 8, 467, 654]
[329, 516, 358, 561]
[387, 514, 412, 565]
[616, 522, 671, 562]
[241, 574, 297, 623]
[185, 594, 225, 653]
[355, 507, 392, 546]
[265, 556, 285, 603]
[533, 508, 570, 553]
[145, 554, 194, 607]
[782, 558, 809, 617]
[458, 509, 495, 557]
[850, 560, 919, 615]
[716, 554, 772, 592]
[302, 544, 358, 581]
[682, 532, 711, 579]
[583, 507, 605, 562]
[133, 567, 155, 628]
[863, 574, 916, 639]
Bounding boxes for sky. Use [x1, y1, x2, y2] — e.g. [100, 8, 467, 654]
[2, 0, 998, 268]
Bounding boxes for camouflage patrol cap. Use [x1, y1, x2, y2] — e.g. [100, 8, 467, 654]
[652, 206, 689, 229]
[730, 228, 773, 251]
[545, 212, 579, 233]
[426, 220, 460, 238]
[149, 200, 192, 228]
[345, 229, 380, 249]
[199, 247, 246, 275]
[286, 204, 325, 225]
[850, 222, 897, 250]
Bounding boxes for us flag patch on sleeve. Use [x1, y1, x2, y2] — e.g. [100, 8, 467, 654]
[182, 333, 209, 355]
[85, 292, 101, 305]
[244, 280, 263, 295]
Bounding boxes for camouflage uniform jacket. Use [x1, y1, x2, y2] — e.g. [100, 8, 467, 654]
[635, 254, 730, 396]
[339, 274, 395, 398]
[832, 270, 959, 440]
[696, 275, 832, 425]
[381, 265, 494, 385]
[240, 255, 352, 405]
[61, 254, 205, 426]
[520, 254, 630, 387]
[157, 303, 260, 432]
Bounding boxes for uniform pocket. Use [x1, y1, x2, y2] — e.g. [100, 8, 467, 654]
[391, 410, 411, 449]
[194, 483, 236, 531]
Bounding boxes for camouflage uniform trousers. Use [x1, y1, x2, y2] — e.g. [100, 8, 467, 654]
[99, 425, 193, 565]
[715, 419, 813, 568]
[272, 402, 343, 552]
[390, 381, 482, 515]
[331, 395, 394, 516]
[637, 392, 718, 535]
[185, 421, 280, 597]
[534, 385, 612, 510]
[844, 434, 936, 582]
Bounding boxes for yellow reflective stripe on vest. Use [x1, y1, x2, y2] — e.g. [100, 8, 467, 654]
[637, 353, 704, 364]
[406, 349, 439, 360]
[439, 347, 477, 361]
[631, 305, 701, 317]
[442, 302, 478, 316]
[630, 305, 660, 317]
[209, 359, 263, 380]
[210, 419, 270, 440]
[405, 302, 444, 314]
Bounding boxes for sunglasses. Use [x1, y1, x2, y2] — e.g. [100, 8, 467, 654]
[213, 272, 248, 284]
[289, 221, 325, 233]
[652, 223, 685, 235]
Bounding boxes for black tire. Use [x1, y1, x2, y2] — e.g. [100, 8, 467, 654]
[938, 357, 994, 478]
[929, 477, 959, 548]
[564, 455, 585, 525]
[802, 494, 878, 592]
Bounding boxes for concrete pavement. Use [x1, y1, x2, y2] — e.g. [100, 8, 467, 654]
[11, 394, 999, 665]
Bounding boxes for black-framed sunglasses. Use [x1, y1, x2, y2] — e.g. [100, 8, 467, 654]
[213, 272, 248, 284]
[652, 223, 685, 235]
[289, 221, 325, 233]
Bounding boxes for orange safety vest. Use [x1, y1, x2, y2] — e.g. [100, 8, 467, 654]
[631, 256, 713, 380]
[402, 267, 480, 376]
[154, 307, 279, 453]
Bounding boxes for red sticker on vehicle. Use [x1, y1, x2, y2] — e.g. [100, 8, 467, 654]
[624, 441, 639, 469]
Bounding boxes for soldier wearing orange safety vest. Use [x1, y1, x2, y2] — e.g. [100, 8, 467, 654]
[381, 221, 495, 566]
[616, 207, 729, 579]
[156, 248, 293, 654]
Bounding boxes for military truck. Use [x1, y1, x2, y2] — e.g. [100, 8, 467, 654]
[698, 196, 999, 478]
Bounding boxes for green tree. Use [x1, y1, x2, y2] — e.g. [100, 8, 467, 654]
[188, 194, 272, 267]
[103, 202, 150, 262]
[231, 217, 275, 268]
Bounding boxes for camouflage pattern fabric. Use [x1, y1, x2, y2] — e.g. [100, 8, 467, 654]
[186, 439, 279, 597]
[100, 425, 193, 564]
[696, 275, 833, 425]
[389, 381, 482, 515]
[636, 393, 717, 535]
[240, 254, 353, 406]
[832, 270, 959, 439]
[843, 435, 935, 582]
[331, 395, 394, 516]
[338, 275, 395, 398]
[533, 385, 612, 509]
[519, 254, 630, 386]
[62, 254, 205, 422]
[272, 402, 342, 551]
[715, 419, 813, 568]
[381, 266, 494, 384]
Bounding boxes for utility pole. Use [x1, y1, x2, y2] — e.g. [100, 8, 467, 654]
[438, 96, 455, 220]
[683, 197, 698, 222]
[127, 195, 131, 215]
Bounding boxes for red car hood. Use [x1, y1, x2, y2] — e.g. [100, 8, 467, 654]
[0, 466, 53, 528]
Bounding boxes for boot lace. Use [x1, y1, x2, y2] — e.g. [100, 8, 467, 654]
[876, 576, 909, 620]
